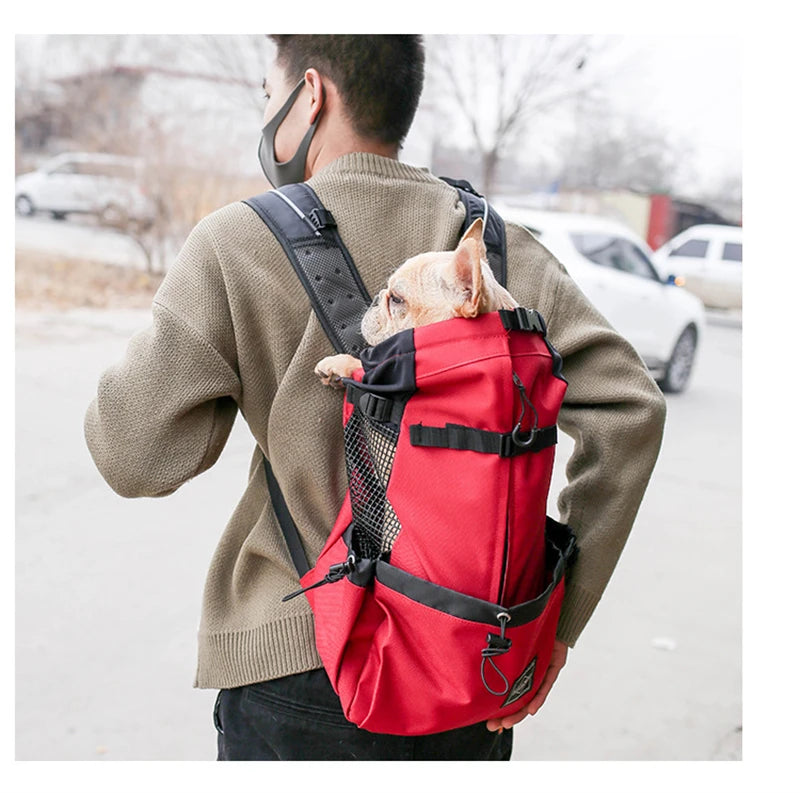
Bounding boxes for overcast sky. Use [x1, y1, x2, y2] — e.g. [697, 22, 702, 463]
[596, 35, 741, 190]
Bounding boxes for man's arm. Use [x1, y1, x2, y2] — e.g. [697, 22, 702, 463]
[544, 257, 668, 647]
[84, 218, 242, 498]
[487, 230, 667, 731]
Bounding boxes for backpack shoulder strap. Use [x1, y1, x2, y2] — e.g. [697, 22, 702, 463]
[243, 184, 371, 355]
[244, 184, 373, 578]
[438, 176, 508, 288]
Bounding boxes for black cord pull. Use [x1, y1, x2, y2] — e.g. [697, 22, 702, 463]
[480, 612, 513, 696]
[511, 372, 539, 449]
[282, 555, 356, 602]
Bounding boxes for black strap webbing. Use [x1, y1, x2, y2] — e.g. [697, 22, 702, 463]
[262, 453, 310, 577]
[409, 422, 557, 457]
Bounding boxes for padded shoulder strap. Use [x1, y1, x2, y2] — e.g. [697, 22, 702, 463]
[243, 184, 371, 355]
[438, 176, 508, 288]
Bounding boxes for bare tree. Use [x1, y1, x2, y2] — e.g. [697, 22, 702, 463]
[426, 34, 605, 197]
[185, 34, 272, 113]
[558, 115, 696, 194]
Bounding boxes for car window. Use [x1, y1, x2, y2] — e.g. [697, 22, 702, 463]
[71, 160, 135, 179]
[48, 162, 78, 175]
[722, 241, 743, 262]
[669, 238, 709, 258]
[73, 161, 103, 176]
[570, 232, 659, 281]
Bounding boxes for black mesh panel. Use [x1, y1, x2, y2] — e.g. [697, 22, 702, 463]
[299, 238, 369, 354]
[343, 406, 402, 560]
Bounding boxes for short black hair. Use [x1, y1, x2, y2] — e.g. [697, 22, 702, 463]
[268, 34, 425, 145]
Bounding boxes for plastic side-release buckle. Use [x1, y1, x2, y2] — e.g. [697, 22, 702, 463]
[499, 307, 547, 334]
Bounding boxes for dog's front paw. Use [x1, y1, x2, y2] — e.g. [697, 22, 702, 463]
[314, 354, 361, 388]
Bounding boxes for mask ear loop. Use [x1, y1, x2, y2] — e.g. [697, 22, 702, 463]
[258, 76, 324, 186]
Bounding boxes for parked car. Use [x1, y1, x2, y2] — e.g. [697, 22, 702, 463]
[651, 224, 742, 310]
[494, 203, 706, 393]
[15, 152, 156, 228]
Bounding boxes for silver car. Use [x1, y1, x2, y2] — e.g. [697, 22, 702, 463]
[15, 152, 156, 227]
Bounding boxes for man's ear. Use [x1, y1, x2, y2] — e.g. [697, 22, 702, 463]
[304, 68, 326, 124]
[452, 219, 485, 317]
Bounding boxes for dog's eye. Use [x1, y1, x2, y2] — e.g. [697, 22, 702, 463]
[389, 293, 404, 305]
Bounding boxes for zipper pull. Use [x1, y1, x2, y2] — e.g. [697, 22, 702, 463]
[281, 555, 356, 602]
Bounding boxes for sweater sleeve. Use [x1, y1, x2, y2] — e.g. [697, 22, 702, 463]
[542, 256, 668, 647]
[84, 218, 242, 499]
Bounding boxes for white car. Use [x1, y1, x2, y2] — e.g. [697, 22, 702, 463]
[15, 152, 156, 227]
[651, 224, 742, 310]
[495, 204, 706, 393]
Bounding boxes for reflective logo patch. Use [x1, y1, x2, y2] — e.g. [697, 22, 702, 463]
[502, 655, 537, 708]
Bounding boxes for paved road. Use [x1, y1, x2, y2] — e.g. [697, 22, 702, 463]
[15, 214, 150, 268]
[15, 306, 741, 761]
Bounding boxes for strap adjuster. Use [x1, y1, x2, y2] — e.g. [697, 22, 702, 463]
[308, 207, 336, 230]
[360, 392, 393, 422]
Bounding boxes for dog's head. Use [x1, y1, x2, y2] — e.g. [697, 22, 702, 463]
[361, 218, 518, 346]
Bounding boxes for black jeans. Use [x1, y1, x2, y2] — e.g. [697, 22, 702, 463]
[214, 668, 513, 761]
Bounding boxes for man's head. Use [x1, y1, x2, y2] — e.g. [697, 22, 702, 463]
[260, 35, 425, 185]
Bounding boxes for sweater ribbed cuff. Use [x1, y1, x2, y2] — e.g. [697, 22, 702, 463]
[556, 584, 601, 648]
[194, 612, 322, 689]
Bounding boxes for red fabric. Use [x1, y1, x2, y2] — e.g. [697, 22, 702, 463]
[300, 313, 568, 735]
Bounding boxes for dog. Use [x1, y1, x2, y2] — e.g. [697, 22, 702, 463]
[314, 217, 518, 386]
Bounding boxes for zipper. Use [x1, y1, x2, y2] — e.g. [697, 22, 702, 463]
[496, 372, 518, 604]
[496, 506, 511, 605]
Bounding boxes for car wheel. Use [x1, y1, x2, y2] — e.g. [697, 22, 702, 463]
[16, 194, 35, 216]
[658, 325, 697, 394]
[100, 204, 128, 227]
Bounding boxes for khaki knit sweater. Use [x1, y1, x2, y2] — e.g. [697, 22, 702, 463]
[84, 153, 667, 690]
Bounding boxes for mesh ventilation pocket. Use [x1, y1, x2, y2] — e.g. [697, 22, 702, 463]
[343, 407, 402, 560]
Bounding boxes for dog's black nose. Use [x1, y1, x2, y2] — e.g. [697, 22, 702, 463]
[370, 293, 381, 307]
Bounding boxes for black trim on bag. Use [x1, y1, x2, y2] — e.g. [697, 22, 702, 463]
[373, 517, 577, 627]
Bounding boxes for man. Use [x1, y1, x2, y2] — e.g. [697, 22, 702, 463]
[84, 34, 666, 761]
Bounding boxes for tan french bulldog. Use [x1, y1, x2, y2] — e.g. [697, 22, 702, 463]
[315, 217, 518, 387]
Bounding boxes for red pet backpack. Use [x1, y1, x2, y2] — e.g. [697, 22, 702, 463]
[245, 181, 578, 736]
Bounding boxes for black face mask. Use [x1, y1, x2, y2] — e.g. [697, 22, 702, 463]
[258, 78, 322, 188]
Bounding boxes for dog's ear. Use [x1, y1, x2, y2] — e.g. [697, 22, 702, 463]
[451, 218, 485, 317]
[458, 217, 487, 261]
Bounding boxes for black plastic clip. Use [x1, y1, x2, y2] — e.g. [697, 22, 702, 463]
[308, 207, 336, 231]
[500, 307, 547, 335]
[360, 392, 393, 423]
